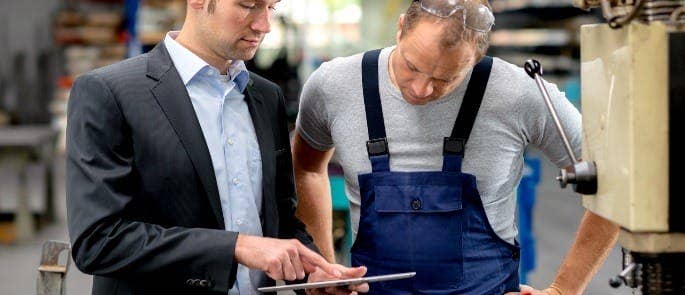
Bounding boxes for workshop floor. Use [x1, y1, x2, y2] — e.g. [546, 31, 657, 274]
[0, 152, 631, 294]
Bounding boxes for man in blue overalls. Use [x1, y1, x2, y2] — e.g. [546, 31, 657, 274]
[294, 0, 620, 294]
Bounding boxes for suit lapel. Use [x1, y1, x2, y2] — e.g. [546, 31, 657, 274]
[245, 82, 278, 237]
[146, 44, 225, 227]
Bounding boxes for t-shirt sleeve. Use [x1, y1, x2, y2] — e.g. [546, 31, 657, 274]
[519, 77, 582, 169]
[295, 63, 335, 151]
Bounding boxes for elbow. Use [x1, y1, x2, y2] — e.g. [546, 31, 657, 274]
[70, 234, 102, 275]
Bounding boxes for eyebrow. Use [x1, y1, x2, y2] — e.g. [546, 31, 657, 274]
[401, 51, 421, 73]
[402, 51, 461, 82]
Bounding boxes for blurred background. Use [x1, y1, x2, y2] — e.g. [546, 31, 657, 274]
[0, 0, 629, 294]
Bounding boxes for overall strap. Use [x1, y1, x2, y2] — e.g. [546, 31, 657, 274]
[362, 49, 390, 172]
[443, 56, 494, 172]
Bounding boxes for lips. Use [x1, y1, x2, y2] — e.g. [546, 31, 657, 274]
[241, 38, 261, 46]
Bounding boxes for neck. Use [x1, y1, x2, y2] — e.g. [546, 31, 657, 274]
[175, 27, 232, 74]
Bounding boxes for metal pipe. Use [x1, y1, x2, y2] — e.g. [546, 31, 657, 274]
[524, 60, 578, 164]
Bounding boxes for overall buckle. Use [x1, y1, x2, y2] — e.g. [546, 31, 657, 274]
[366, 138, 389, 157]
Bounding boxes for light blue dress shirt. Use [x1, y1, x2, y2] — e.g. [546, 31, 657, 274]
[165, 32, 263, 295]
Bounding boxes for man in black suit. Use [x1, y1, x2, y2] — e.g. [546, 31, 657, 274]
[66, 0, 367, 294]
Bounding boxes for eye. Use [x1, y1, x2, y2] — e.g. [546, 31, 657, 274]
[240, 2, 256, 9]
[406, 61, 418, 72]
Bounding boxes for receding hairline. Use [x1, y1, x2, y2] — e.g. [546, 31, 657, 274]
[400, 1, 491, 60]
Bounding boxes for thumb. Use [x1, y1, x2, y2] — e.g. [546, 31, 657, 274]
[518, 284, 535, 295]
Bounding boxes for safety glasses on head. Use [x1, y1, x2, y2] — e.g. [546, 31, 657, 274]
[413, 0, 495, 33]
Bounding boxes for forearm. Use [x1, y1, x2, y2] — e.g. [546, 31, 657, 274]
[71, 218, 239, 292]
[294, 171, 335, 262]
[550, 210, 619, 295]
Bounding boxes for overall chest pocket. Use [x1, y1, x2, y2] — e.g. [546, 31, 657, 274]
[371, 185, 464, 255]
[371, 184, 465, 289]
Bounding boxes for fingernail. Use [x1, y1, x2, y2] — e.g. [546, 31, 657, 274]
[336, 270, 343, 277]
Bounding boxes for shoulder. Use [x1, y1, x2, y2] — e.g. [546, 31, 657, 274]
[477, 57, 532, 114]
[74, 54, 151, 97]
[88, 53, 150, 84]
[487, 57, 537, 96]
[301, 50, 375, 102]
[321, 51, 366, 75]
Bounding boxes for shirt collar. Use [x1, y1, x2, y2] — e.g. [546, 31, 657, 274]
[228, 60, 250, 93]
[164, 31, 250, 93]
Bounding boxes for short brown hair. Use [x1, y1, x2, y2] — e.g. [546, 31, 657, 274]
[401, 0, 491, 60]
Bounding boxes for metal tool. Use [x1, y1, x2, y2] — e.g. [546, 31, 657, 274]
[610, 263, 637, 288]
[523, 60, 598, 195]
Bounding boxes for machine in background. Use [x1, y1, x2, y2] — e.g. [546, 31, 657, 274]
[526, 0, 684, 293]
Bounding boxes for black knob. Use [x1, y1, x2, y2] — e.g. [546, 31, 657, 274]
[609, 276, 623, 288]
[524, 59, 543, 79]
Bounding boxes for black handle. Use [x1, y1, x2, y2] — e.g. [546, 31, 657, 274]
[524, 59, 543, 79]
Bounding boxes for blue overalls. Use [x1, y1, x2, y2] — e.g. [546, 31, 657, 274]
[350, 50, 521, 294]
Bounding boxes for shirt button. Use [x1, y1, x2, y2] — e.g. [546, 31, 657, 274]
[227, 138, 234, 146]
[236, 219, 244, 225]
[232, 178, 240, 185]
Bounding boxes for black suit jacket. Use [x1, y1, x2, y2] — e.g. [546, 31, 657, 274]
[66, 44, 315, 294]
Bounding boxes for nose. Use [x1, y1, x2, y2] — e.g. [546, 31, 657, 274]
[251, 8, 272, 34]
[410, 78, 434, 99]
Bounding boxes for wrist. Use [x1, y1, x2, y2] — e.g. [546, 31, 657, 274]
[544, 284, 564, 295]
[234, 234, 251, 264]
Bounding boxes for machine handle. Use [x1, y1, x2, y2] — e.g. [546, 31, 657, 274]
[524, 59, 578, 164]
[524, 59, 542, 79]
[523, 59, 597, 195]
[610, 263, 637, 288]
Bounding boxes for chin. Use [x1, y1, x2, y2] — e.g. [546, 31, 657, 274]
[237, 48, 259, 61]
[404, 96, 434, 105]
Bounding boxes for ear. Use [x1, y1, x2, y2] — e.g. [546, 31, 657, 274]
[396, 14, 406, 43]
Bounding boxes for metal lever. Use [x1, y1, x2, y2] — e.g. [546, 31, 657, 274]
[524, 60, 598, 195]
[609, 263, 637, 288]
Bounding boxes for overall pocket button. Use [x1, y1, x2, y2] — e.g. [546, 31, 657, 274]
[411, 198, 422, 210]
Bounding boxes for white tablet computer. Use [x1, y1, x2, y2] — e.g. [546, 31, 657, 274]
[257, 272, 416, 293]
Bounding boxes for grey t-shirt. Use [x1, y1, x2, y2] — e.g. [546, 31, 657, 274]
[296, 47, 581, 244]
